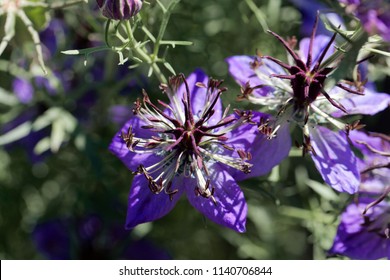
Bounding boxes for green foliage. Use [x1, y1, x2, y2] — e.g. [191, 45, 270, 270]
[0, 0, 388, 260]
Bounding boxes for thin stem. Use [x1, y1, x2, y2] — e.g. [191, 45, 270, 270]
[152, 0, 181, 59]
[124, 20, 167, 84]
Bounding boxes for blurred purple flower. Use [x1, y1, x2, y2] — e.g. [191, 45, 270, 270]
[96, 0, 143, 20]
[349, 131, 390, 193]
[287, 0, 343, 36]
[32, 215, 170, 260]
[12, 78, 34, 104]
[226, 17, 390, 193]
[1, 107, 50, 162]
[329, 131, 390, 259]
[33, 219, 72, 260]
[109, 70, 290, 232]
[109, 105, 133, 126]
[340, 0, 390, 41]
[39, 19, 67, 58]
[329, 197, 390, 259]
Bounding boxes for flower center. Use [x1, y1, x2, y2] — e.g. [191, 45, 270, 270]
[122, 74, 252, 203]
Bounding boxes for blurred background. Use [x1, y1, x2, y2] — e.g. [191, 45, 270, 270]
[0, 0, 389, 259]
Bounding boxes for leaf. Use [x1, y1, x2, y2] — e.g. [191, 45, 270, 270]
[306, 179, 339, 201]
[61, 111, 77, 133]
[32, 107, 62, 131]
[163, 62, 176, 75]
[50, 119, 65, 152]
[159, 40, 193, 47]
[0, 121, 32, 145]
[24, 6, 49, 31]
[61, 46, 109, 56]
[0, 87, 18, 106]
[33, 137, 50, 154]
[362, 47, 390, 58]
[325, 27, 368, 81]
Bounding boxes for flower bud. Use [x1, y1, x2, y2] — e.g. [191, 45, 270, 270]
[96, 0, 143, 20]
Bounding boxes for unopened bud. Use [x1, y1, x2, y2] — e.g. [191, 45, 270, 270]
[96, 0, 143, 20]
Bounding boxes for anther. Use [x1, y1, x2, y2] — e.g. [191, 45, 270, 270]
[121, 126, 139, 152]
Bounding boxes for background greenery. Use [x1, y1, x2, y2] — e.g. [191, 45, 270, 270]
[0, 0, 388, 259]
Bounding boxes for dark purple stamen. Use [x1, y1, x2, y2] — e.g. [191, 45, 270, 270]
[362, 187, 390, 215]
[263, 13, 364, 114]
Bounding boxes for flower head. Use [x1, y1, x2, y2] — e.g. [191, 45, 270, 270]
[329, 197, 390, 259]
[96, 0, 143, 20]
[329, 131, 390, 259]
[110, 70, 290, 232]
[288, 0, 343, 36]
[349, 130, 390, 193]
[340, 0, 390, 41]
[227, 15, 390, 193]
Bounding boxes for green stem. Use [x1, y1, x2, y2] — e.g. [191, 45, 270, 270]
[124, 20, 167, 84]
[49, 0, 87, 10]
[245, 0, 269, 32]
[152, 0, 181, 59]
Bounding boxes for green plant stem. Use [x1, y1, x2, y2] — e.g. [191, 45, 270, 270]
[124, 21, 167, 84]
[152, 0, 181, 59]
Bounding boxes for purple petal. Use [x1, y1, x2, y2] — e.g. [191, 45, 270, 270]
[226, 55, 277, 97]
[363, 9, 390, 41]
[39, 19, 67, 58]
[12, 78, 34, 104]
[185, 163, 247, 233]
[125, 175, 184, 229]
[108, 105, 133, 126]
[109, 116, 161, 171]
[329, 198, 390, 259]
[310, 126, 360, 193]
[331, 86, 390, 117]
[225, 111, 291, 180]
[349, 130, 390, 193]
[287, 0, 343, 36]
[226, 56, 262, 86]
[176, 69, 223, 125]
[299, 35, 335, 67]
[349, 130, 390, 170]
[32, 219, 71, 260]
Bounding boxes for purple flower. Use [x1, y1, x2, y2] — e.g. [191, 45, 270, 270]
[12, 77, 34, 104]
[287, 0, 343, 36]
[349, 131, 390, 193]
[329, 197, 390, 259]
[39, 19, 67, 58]
[340, 0, 390, 41]
[329, 131, 390, 259]
[32, 215, 170, 260]
[32, 219, 72, 260]
[109, 70, 289, 232]
[226, 16, 390, 193]
[96, 0, 143, 20]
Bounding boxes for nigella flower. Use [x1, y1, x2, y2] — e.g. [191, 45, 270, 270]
[349, 130, 390, 193]
[287, 0, 343, 36]
[226, 15, 390, 194]
[329, 131, 390, 259]
[96, 0, 143, 20]
[340, 0, 390, 41]
[109, 70, 290, 232]
[329, 197, 390, 259]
